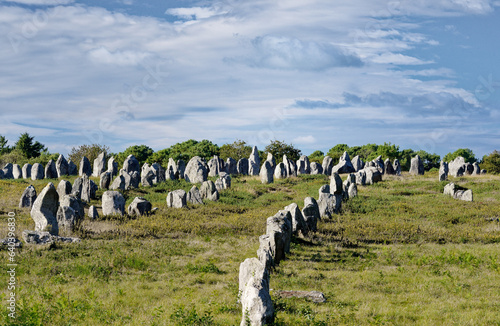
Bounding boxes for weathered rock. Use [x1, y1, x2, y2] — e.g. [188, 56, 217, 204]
[165, 165, 176, 181]
[364, 166, 383, 185]
[216, 172, 231, 190]
[88, 205, 99, 219]
[151, 163, 165, 184]
[439, 161, 449, 182]
[260, 161, 274, 184]
[330, 172, 343, 195]
[267, 210, 292, 258]
[332, 152, 355, 174]
[409, 155, 424, 175]
[372, 156, 385, 174]
[287, 157, 297, 177]
[352, 155, 364, 172]
[455, 189, 473, 202]
[449, 156, 466, 177]
[22, 230, 80, 245]
[2, 163, 13, 179]
[60, 194, 85, 221]
[465, 163, 473, 175]
[123, 155, 140, 174]
[296, 155, 310, 175]
[184, 156, 209, 183]
[56, 180, 72, 199]
[302, 197, 320, 232]
[266, 153, 276, 170]
[318, 185, 339, 218]
[200, 180, 219, 201]
[443, 182, 457, 196]
[141, 167, 155, 187]
[102, 191, 125, 216]
[22, 163, 32, 179]
[257, 235, 274, 271]
[187, 186, 204, 205]
[56, 206, 78, 235]
[56, 154, 69, 178]
[284, 202, 308, 237]
[322, 156, 334, 176]
[79, 156, 92, 177]
[348, 183, 358, 199]
[92, 152, 106, 177]
[239, 258, 274, 326]
[248, 146, 261, 176]
[107, 157, 118, 176]
[393, 159, 401, 176]
[19, 185, 37, 208]
[274, 162, 287, 179]
[309, 162, 323, 175]
[355, 170, 367, 186]
[30, 183, 59, 234]
[31, 163, 44, 180]
[472, 162, 481, 175]
[68, 160, 78, 175]
[177, 159, 186, 179]
[208, 155, 221, 177]
[44, 160, 58, 179]
[12, 164, 22, 179]
[237, 158, 249, 175]
[225, 157, 238, 175]
[384, 159, 395, 175]
[72, 177, 83, 198]
[99, 171, 112, 190]
[80, 175, 97, 203]
[129, 171, 140, 189]
[128, 197, 152, 216]
[166, 189, 187, 208]
[110, 174, 126, 191]
[274, 290, 326, 303]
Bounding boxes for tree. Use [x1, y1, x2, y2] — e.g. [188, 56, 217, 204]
[481, 150, 500, 174]
[219, 140, 252, 161]
[264, 140, 302, 163]
[168, 139, 220, 162]
[15, 132, 45, 158]
[326, 144, 349, 163]
[375, 142, 400, 160]
[414, 150, 440, 171]
[116, 145, 154, 166]
[68, 144, 110, 166]
[399, 148, 416, 171]
[443, 148, 476, 164]
[0, 135, 11, 155]
[147, 148, 170, 166]
[308, 150, 324, 163]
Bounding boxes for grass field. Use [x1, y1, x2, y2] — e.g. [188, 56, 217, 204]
[0, 172, 499, 325]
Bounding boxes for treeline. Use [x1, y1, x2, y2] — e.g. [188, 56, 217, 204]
[1, 133, 500, 174]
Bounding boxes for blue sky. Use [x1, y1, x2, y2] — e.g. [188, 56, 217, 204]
[0, 0, 499, 158]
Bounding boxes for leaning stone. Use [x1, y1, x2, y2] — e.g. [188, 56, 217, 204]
[93, 152, 107, 177]
[322, 156, 334, 176]
[237, 158, 249, 175]
[88, 205, 99, 219]
[44, 160, 58, 179]
[102, 191, 125, 216]
[128, 197, 152, 216]
[184, 156, 209, 183]
[22, 163, 32, 179]
[123, 155, 140, 174]
[187, 186, 204, 205]
[239, 258, 274, 326]
[248, 146, 261, 176]
[260, 161, 274, 184]
[274, 162, 287, 179]
[166, 189, 187, 208]
[56, 180, 72, 199]
[100, 171, 112, 190]
[19, 185, 37, 209]
[30, 182, 59, 234]
[56, 154, 69, 178]
[107, 157, 118, 176]
[79, 156, 92, 177]
[284, 203, 308, 237]
[309, 162, 323, 175]
[12, 164, 22, 179]
[110, 174, 126, 191]
[302, 197, 320, 232]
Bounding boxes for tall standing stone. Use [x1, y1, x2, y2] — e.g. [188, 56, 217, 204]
[68, 160, 78, 175]
[107, 157, 118, 176]
[352, 155, 364, 172]
[274, 162, 287, 179]
[409, 155, 424, 175]
[92, 152, 106, 177]
[322, 156, 334, 176]
[237, 158, 249, 175]
[318, 184, 339, 218]
[56, 180, 72, 199]
[30, 182, 59, 234]
[248, 146, 261, 176]
[208, 156, 220, 177]
[44, 160, 58, 179]
[332, 152, 355, 174]
[102, 191, 125, 216]
[309, 162, 323, 175]
[439, 161, 448, 182]
[296, 155, 311, 175]
[393, 159, 401, 176]
[2, 163, 13, 179]
[22, 163, 32, 179]
[329, 172, 343, 195]
[12, 164, 22, 179]
[167, 158, 178, 179]
[56, 154, 69, 178]
[100, 171, 112, 189]
[384, 159, 395, 175]
[80, 175, 97, 203]
[301, 197, 320, 232]
[123, 155, 140, 174]
[79, 156, 92, 177]
[266, 153, 276, 170]
[225, 157, 238, 175]
[472, 162, 481, 175]
[184, 156, 208, 184]
[151, 163, 165, 184]
[260, 161, 274, 184]
[177, 159, 186, 179]
[19, 185, 37, 209]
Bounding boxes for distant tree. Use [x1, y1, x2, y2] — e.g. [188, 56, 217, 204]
[399, 149, 416, 171]
[308, 150, 324, 163]
[265, 140, 301, 163]
[147, 148, 170, 166]
[68, 144, 110, 166]
[326, 144, 349, 163]
[481, 150, 500, 174]
[168, 139, 220, 162]
[0, 135, 11, 155]
[15, 132, 45, 158]
[443, 148, 476, 164]
[356, 143, 379, 161]
[193, 140, 220, 161]
[219, 139, 252, 161]
[375, 142, 400, 160]
[414, 150, 440, 171]
[0, 149, 27, 167]
[116, 145, 154, 166]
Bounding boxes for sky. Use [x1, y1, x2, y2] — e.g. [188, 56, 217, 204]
[1, 0, 499, 159]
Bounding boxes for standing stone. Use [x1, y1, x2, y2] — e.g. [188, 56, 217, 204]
[2, 163, 13, 179]
[409, 155, 424, 175]
[260, 161, 274, 184]
[100, 171, 112, 189]
[151, 163, 165, 184]
[274, 162, 287, 179]
[88, 205, 99, 219]
[365, 166, 383, 185]
[448, 156, 466, 177]
[19, 185, 37, 209]
[110, 174, 126, 191]
[443, 182, 457, 196]
[177, 159, 186, 179]
[332, 152, 355, 174]
[80, 175, 97, 203]
[355, 170, 367, 186]
[123, 155, 140, 174]
[301, 197, 320, 232]
[59, 195, 84, 224]
[248, 146, 261, 176]
[208, 156, 220, 177]
[11, 164, 22, 179]
[187, 186, 204, 205]
[30, 182, 59, 234]
[284, 203, 308, 237]
[348, 183, 358, 199]
[266, 210, 292, 260]
[72, 177, 83, 198]
[56, 206, 78, 235]
[92, 152, 106, 177]
[481, 169, 487, 175]
[107, 157, 118, 176]
[141, 167, 155, 187]
[184, 156, 209, 184]
[309, 162, 323, 175]
[330, 172, 343, 195]
[167, 158, 178, 179]
[102, 191, 125, 216]
[56, 180, 72, 199]
[322, 156, 334, 176]
[239, 258, 274, 326]
[296, 155, 310, 175]
[318, 185, 338, 218]
[200, 180, 219, 201]
[44, 160, 58, 179]
[266, 153, 276, 170]
[372, 156, 385, 174]
[237, 158, 249, 176]
[393, 159, 401, 176]
[439, 161, 449, 182]
[465, 163, 473, 175]
[225, 157, 238, 175]
[128, 197, 152, 216]
[56, 154, 69, 178]
[79, 156, 92, 177]
[166, 190, 187, 208]
[68, 160, 78, 175]
[352, 155, 364, 172]
[257, 235, 275, 271]
[472, 162, 481, 175]
[384, 159, 395, 175]
[286, 157, 297, 177]
[22, 163, 32, 179]
[129, 171, 140, 189]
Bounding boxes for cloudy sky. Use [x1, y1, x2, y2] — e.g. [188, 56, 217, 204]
[1, 0, 499, 158]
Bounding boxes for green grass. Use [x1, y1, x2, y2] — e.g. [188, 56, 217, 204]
[0, 172, 499, 325]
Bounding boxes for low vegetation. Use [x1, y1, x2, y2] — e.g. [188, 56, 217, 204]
[0, 171, 499, 325]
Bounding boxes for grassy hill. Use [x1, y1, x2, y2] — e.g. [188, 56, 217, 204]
[0, 172, 499, 325]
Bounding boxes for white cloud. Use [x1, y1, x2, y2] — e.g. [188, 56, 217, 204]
[293, 135, 316, 145]
[88, 47, 151, 66]
[371, 53, 434, 65]
[165, 6, 228, 21]
[3, 0, 74, 5]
